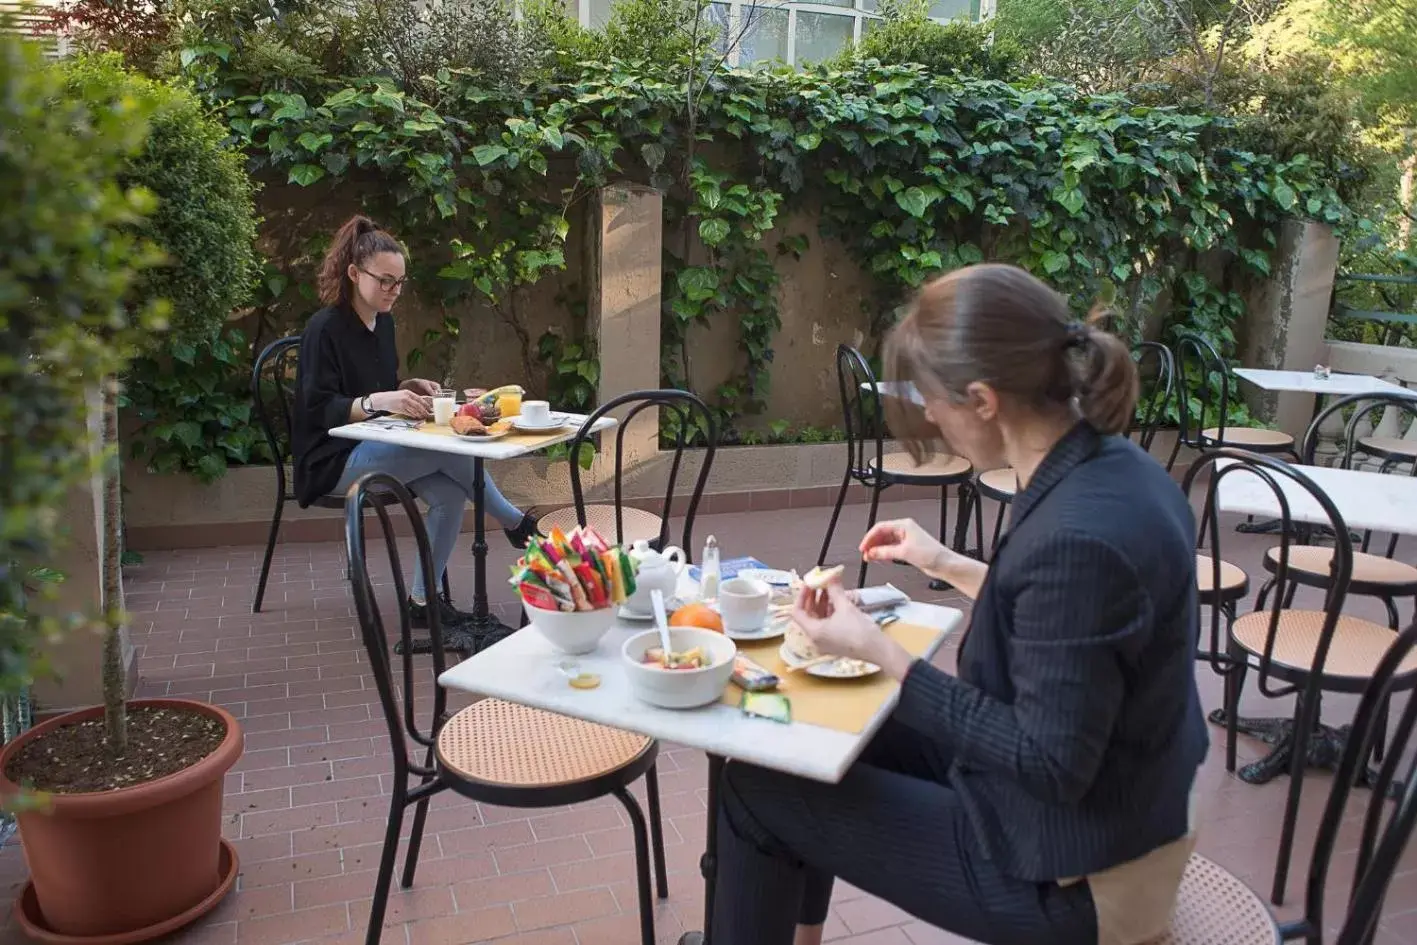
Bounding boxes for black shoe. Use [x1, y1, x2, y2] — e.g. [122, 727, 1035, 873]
[505, 512, 543, 551]
[408, 596, 473, 631]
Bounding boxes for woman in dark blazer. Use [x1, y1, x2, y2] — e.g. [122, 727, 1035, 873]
[714, 264, 1208, 945]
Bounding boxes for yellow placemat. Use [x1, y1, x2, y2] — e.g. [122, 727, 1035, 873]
[720, 621, 940, 735]
[412, 421, 572, 451]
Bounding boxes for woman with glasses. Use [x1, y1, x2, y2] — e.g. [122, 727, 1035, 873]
[292, 215, 539, 631]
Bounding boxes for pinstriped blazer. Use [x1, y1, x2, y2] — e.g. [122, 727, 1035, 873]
[893, 421, 1208, 882]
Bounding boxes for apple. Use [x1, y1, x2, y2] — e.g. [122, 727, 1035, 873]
[458, 402, 482, 420]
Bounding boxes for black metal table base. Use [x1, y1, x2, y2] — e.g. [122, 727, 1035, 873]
[1207, 709, 1399, 796]
[677, 753, 725, 945]
[393, 456, 519, 658]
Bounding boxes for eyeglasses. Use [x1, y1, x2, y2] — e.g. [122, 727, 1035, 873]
[358, 268, 408, 293]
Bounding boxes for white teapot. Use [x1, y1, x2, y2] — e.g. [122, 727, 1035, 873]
[625, 540, 687, 615]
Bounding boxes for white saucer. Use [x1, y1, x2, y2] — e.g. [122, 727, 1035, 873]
[619, 598, 686, 621]
[726, 617, 787, 642]
[777, 642, 880, 679]
[513, 417, 568, 433]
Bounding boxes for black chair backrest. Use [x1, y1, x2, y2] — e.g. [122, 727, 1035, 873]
[1132, 341, 1175, 453]
[346, 472, 448, 788]
[568, 390, 717, 557]
[1305, 621, 1417, 945]
[835, 345, 886, 480]
[1182, 449, 1356, 696]
[1300, 390, 1417, 470]
[251, 335, 303, 487]
[1174, 332, 1235, 447]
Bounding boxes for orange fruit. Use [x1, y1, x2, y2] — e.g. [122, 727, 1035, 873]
[669, 603, 724, 633]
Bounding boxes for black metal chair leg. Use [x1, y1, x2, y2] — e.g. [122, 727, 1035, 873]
[645, 764, 669, 899]
[951, 483, 973, 555]
[366, 790, 408, 945]
[401, 751, 436, 889]
[440, 570, 453, 607]
[1272, 692, 1317, 906]
[938, 485, 949, 548]
[1224, 639, 1246, 775]
[818, 472, 851, 568]
[254, 498, 284, 613]
[859, 483, 883, 588]
[613, 786, 657, 945]
[973, 484, 986, 561]
[989, 502, 1007, 556]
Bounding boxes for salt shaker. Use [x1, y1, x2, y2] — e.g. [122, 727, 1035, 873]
[700, 535, 721, 601]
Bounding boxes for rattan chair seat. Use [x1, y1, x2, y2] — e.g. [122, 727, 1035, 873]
[537, 504, 663, 546]
[1359, 435, 1417, 459]
[1201, 427, 1294, 449]
[869, 453, 972, 480]
[1231, 610, 1417, 680]
[1195, 555, 1248, 596]
[1156, 854, 1278, 945]
[1263, 546, 1417, 588]
[436, 699, 653, 789]
[977, 467, 1018, 497]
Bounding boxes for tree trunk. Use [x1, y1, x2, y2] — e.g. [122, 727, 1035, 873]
[1399, 133, 1415, 251]
[101, 374, 128, 753]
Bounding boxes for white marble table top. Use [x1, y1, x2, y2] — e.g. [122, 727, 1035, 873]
[1232, 368, 1405, 397]
[864, 381, 924, 405]
[439, 599, 963, 784]
[1214, 460, 1417, 535]
[330, 413, 616, 461]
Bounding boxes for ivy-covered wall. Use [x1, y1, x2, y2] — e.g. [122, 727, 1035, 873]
[161, 51, 1348, 466]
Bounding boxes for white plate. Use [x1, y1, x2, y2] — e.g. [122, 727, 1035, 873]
[619, 598, 687, 621]
[726, 616, 788, 642]
[778, 642, 881, 679]
[739, 568, 798, 587]
[512, 415, 571, 433]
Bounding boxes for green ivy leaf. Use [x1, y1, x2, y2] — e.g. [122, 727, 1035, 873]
[1272, 182, 1297, 212]
[641, 143, 666, 171]
[895, 186, 933, 219]
[678, 267, 719, 303]
[296, 132, 333, 154]
[699, 218, 731, 246]
[288, 164, 326, 187]
[795, 132, 822, 151]
[1041, 251, 1071, 275]
[472, 144, 509, 166]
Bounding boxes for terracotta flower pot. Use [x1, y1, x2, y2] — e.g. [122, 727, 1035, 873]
[0, 698, 243, 942]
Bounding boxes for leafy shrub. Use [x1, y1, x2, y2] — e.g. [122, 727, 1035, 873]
[62, 54, 260, 347]
[839, 0, 1023, 80]
[121, 328, 275, 482]
[1, 28, 164, 693]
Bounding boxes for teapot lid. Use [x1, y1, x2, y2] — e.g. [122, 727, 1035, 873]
[629, 539, 655, 557]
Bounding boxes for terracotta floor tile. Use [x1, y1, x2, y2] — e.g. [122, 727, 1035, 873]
[6, 495, 1414, 945]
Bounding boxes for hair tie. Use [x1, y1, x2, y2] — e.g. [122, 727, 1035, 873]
[1064, 323, 1090, 350]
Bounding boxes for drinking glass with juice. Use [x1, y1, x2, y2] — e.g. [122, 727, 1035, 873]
[497, 391, 522, 417]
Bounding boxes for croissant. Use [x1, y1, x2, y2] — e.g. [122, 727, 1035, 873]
[451, 415, 488, 436]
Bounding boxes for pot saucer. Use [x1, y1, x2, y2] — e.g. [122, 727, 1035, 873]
[14, 838, 239, 945]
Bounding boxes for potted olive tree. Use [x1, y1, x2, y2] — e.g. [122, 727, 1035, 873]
[0, 47, 259, 943]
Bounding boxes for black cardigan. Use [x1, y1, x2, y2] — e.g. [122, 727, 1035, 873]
[291, 305, 399, 507]
[893, 421, 1208, 881]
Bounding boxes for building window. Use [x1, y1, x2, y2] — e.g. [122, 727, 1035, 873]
[574, 0, 991, 67]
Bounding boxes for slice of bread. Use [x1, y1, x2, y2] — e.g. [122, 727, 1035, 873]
[802, 564, 844, 590]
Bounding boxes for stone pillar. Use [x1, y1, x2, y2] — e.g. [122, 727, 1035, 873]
[1240, 220, 1341, 441]
[30, 387, 135, 716]
[589, 184, 663, 468]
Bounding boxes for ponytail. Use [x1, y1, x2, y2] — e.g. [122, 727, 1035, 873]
[317, 215, 405, 306]
[1068, 306, 1140, 437]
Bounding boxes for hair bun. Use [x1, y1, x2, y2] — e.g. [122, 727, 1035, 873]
[354, 215, 380, 236]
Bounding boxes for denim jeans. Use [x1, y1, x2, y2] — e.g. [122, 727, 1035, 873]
[335, 441, 524, 601]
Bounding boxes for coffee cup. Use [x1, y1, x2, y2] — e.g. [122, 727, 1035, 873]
[520, 400, 552, 426]
[718, 578, 771, 633]
[432, 396, 456, 426]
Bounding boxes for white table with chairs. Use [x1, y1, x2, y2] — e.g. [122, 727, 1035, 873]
[439, 588, 964, 945]
[331, 411, 616, 652]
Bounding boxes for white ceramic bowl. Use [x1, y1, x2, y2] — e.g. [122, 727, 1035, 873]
[523, 604, 618, 655]
[622, 628, 737, 709]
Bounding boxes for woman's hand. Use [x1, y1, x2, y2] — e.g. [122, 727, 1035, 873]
[860, 519, 949, 573]
[369, 389, 432, 419]
[399, 378, 441, 396]
[791, 579, 914, 680]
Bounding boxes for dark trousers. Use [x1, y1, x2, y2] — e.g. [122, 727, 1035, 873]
[711, 718, 1098, 945]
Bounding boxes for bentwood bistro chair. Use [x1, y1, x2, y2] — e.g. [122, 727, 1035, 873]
[818, 345, 974, 587]
[1168, 332, 1300, 471]
[536, 389, 718, 557]
[249, 335, 451, 612]
[1183, 449, 1417, 905]
[345, 472, 669, 945]
[1160, 622, 1417, 944]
